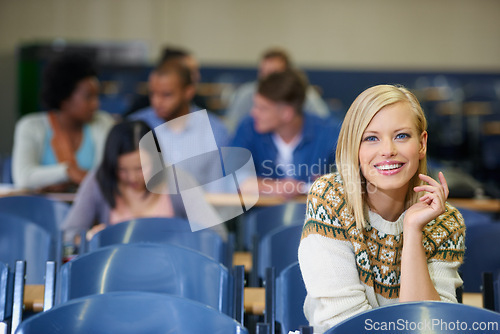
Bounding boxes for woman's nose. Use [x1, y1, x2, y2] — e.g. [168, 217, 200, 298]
[380, 139, 396, 157]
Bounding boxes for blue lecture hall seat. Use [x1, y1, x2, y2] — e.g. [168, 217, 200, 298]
[0, 196, 69, 237]
[456, 206, 494, 226]
[243, 202, 306, 251]
[86, 217, 232, 267]
[0, 261, 12, 326]
[258, 224, 303, 281]
[275, 262, 310, 334]
[460, 221, 500, 292]
[0, 213, 55, 285]
[16, 291, 248, 334]
[263, 265, 312, 334]
[55, 243, 238, 317]
[323, 301, 500, 334]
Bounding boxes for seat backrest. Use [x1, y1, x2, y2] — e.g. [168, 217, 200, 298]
[457, 207, 494, 226]
[1, 156, 12, 184]
[0, 261, 12, 322]
[324, 301, 500, 333]
[258, 224, 303, 280]
[0, 213, 53, 284]
[276, 262, 309, 334]
[243, 202, 306, 250]
[55, 243, 234, 315]
[460, 221, 500, 292]
[87, 218, 227, 266]
[0, 196, 69, 236]
[17, 291, 248, 334]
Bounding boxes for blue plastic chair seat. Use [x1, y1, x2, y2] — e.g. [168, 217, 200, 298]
[0, 195, 69, 236]
[276, 262, 309, 334]
[324, 301, 500, 334]
[16, 292, 248, 334]
[258, 224, 303, 280]
[87, 217, 229, 266]
[243, 202, 306, 251]
[0, 261, 12, 321]
[0, 213, 54, 284]
[56, 243, 234, 316]
[460, 221, 500, 292]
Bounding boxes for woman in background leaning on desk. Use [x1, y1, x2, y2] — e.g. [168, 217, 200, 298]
[298, 85, 465, 333]
[12, 52, 114, 192]
[62, 121, 187, 246]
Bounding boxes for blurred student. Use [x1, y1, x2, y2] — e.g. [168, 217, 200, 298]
[231, 69, 339, 198]
[62, 121, 186, 244]
[12, 52, 114, 191]
[125, 46, 206, 116]
[128, 61, 229, 193]
[298, 85, 465, 332]
[225, 47, 330, 132]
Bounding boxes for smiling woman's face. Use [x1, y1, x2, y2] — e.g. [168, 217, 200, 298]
[358, 101, 427, 195]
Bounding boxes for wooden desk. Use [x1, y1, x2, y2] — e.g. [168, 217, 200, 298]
[24, 284, 44, 312]
[40, 193, 500, 213]
[24, 284, 268, 316]
[233, 251, 252, 272]
[449, 198, 500, 213]
[22, 285, 484, 317]
[462, 292, 483, 308]
[244, 287, 265, 315]
[205, 193, 306, 207]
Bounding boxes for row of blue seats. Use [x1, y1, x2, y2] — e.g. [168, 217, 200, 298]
[0, 194, 498, 292]
[4, 257, 500, 334]
[0, 249, 247, 334]
[1, 195, 500, 333]
[0, 244, 309, 333]
[0, 195, 309, 333]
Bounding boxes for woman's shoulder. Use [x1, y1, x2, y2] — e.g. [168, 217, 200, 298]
[422, 202, 466, 260]
[425, 202, 465, 233]
[309, 172, 346, 200]
[90, 111, 116, 127]
[302, 172, 355, 240]
[16, 112, 49, 127]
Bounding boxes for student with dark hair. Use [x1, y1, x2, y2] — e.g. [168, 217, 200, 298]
[12, 52, 115, 191]
[128, 61, 229, 193]
[62, 120, 186, 243]
[231, 69, 339, 197]
[125, 45, 205, 115]
[225, 47, 330, 132]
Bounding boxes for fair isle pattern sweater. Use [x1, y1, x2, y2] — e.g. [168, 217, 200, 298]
[298, 173, 465, 333]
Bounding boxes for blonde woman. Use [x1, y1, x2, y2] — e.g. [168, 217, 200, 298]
[298, 85, 465, 333]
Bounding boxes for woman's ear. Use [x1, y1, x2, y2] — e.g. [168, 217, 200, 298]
[419, 131, 428, 159]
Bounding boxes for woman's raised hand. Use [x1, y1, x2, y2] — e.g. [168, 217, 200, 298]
[404, 172, 449, 232]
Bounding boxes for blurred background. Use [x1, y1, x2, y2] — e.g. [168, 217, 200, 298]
[1, 0, 499, 196]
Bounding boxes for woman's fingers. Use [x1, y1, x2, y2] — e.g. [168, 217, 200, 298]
[414, 185, 443, 194]
[414, 172, 449, 213]
[438, 171, 450, 198]
[415, 173, 449, 200]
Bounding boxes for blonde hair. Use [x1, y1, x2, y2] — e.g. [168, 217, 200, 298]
[335, 85, 428, 229]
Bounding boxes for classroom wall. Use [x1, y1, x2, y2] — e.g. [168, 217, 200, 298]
[0, 0, 499, 154]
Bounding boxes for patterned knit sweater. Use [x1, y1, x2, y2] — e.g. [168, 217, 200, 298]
[298, 173, 465, 333]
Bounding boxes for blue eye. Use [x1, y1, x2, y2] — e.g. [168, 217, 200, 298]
[363, 136, 377, 142]
[396, 133, 410, 139]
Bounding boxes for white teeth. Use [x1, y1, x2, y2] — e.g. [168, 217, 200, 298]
[376, 164, 403, 171]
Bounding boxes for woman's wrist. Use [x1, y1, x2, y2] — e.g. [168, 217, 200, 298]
[402, 222, 424, 245]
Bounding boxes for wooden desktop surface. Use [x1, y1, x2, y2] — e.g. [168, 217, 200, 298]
[1, 185, 499, 213]
[23, 284, 483, 316]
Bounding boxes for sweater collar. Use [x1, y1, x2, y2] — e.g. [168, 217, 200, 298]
[366, 208, 406, 236]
